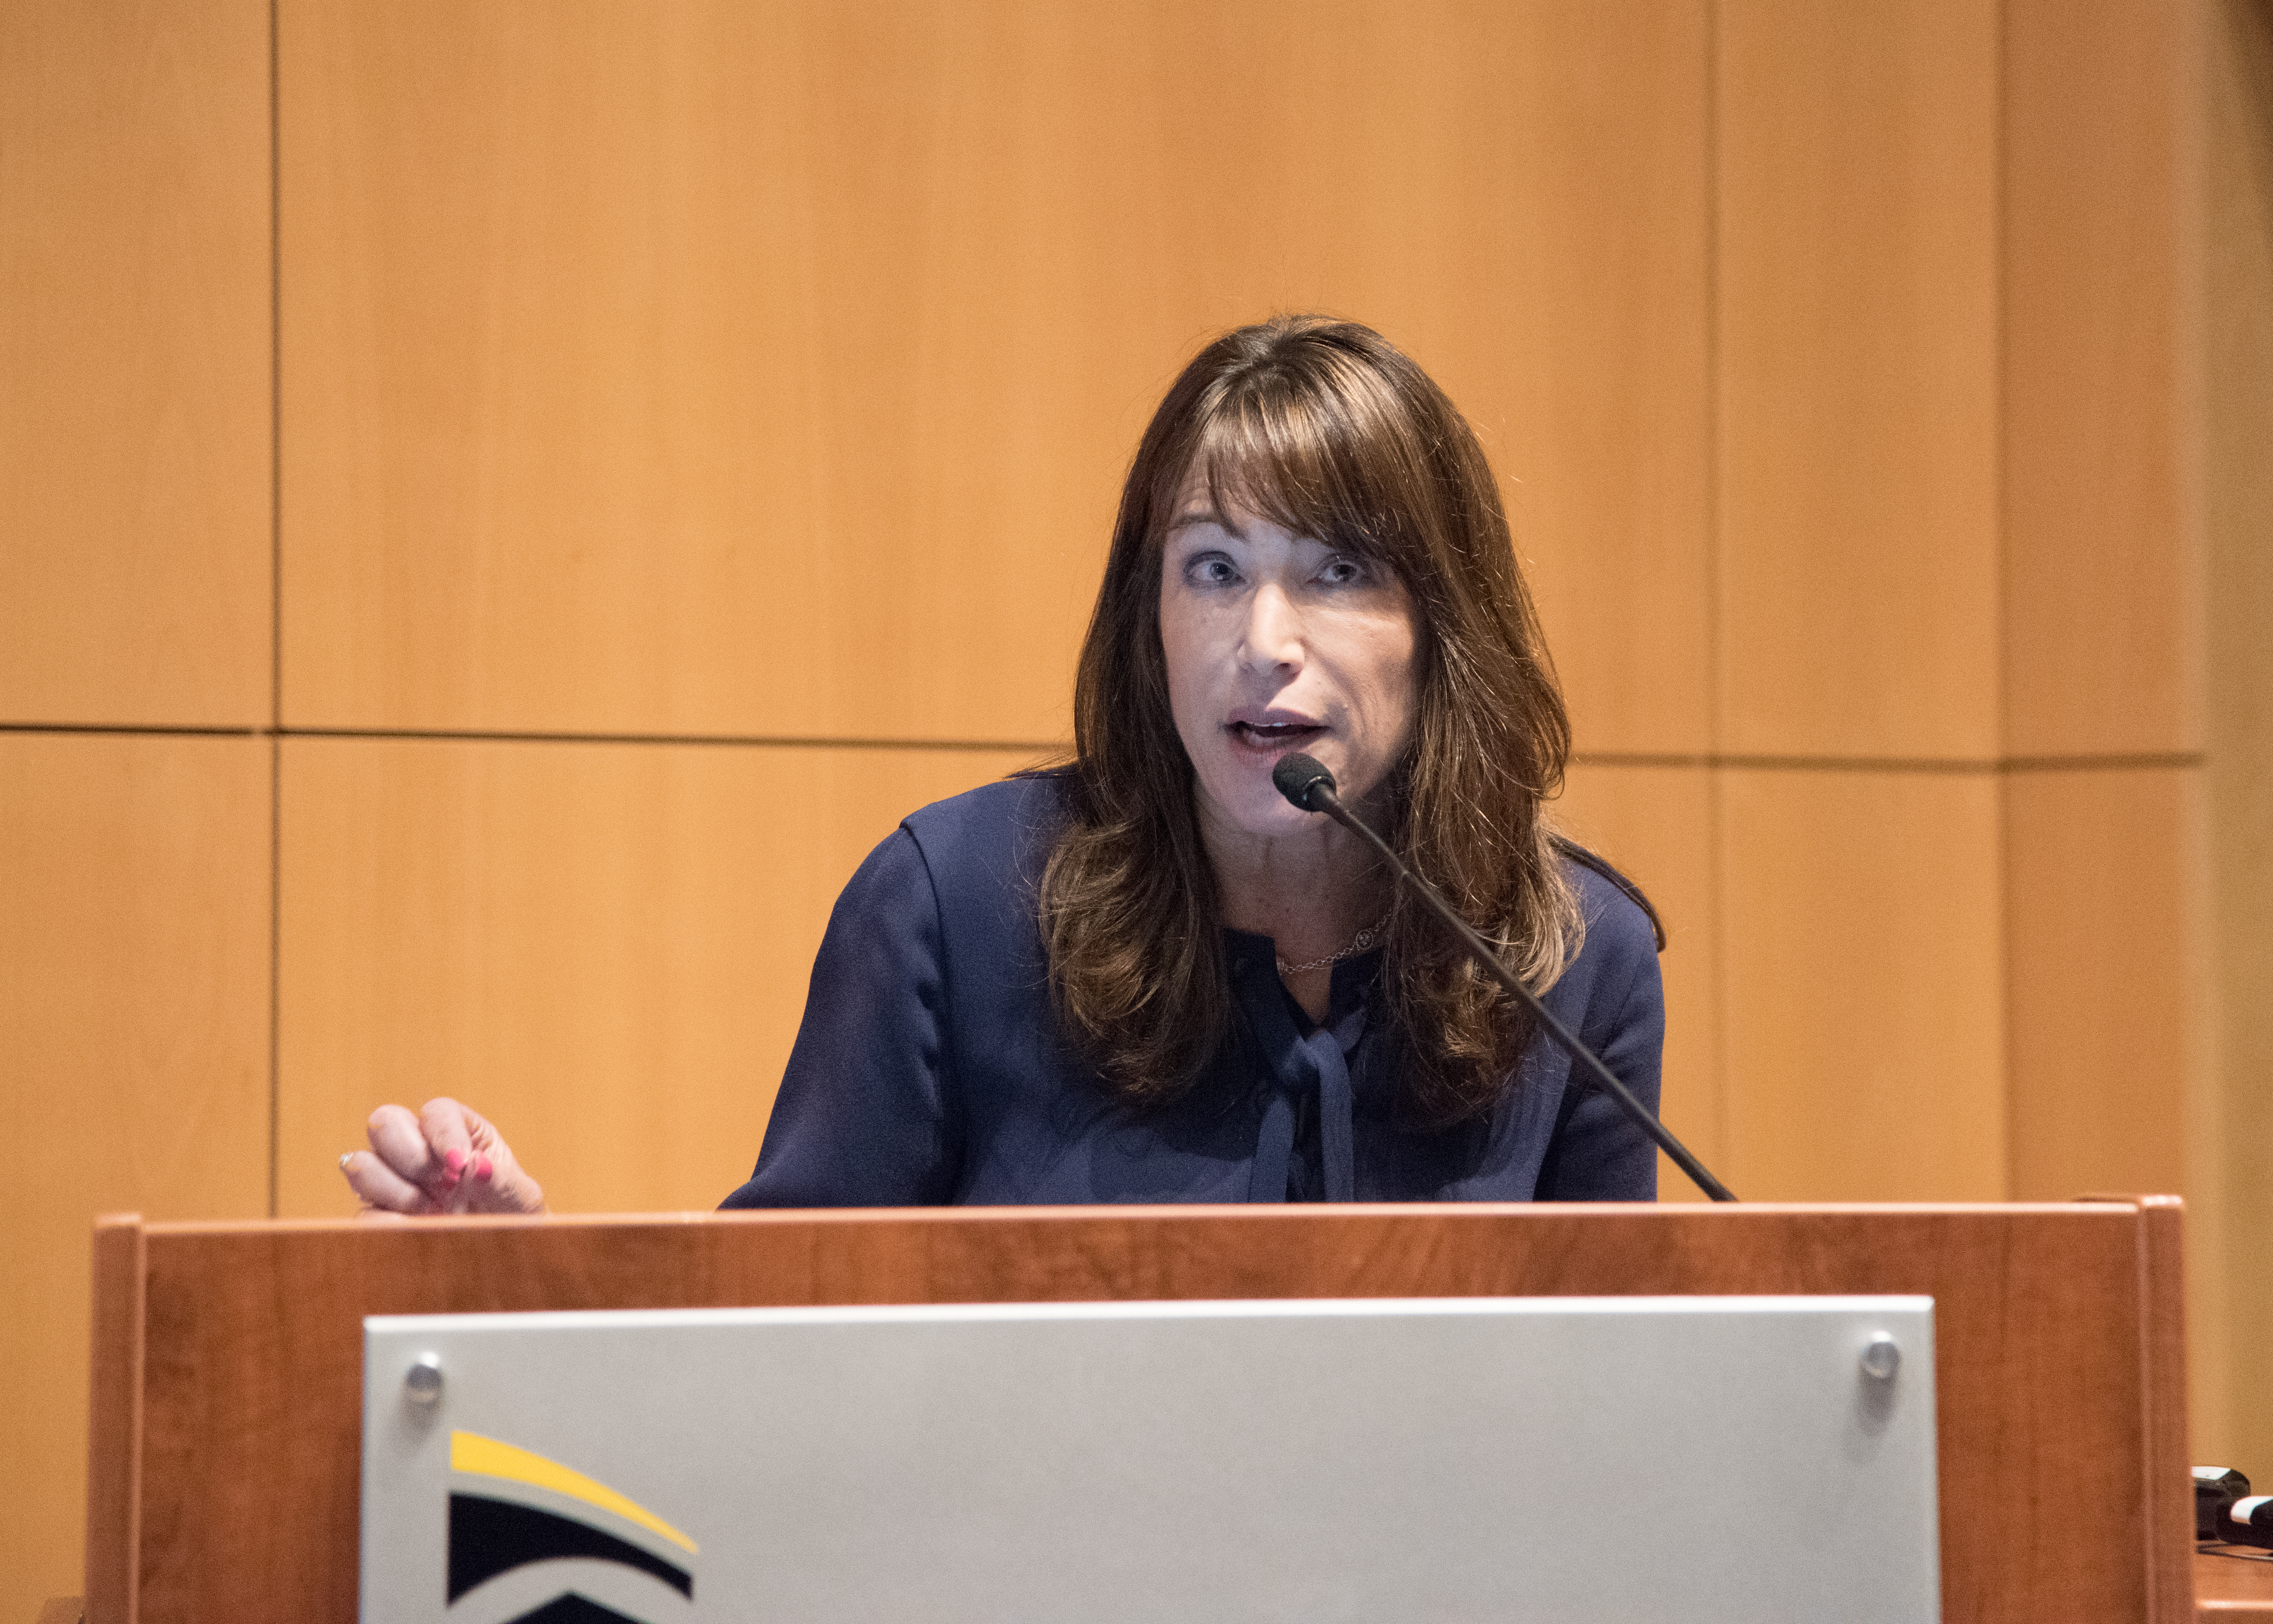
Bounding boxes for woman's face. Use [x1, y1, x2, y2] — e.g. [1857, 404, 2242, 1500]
[1158, 475, 1420, 843]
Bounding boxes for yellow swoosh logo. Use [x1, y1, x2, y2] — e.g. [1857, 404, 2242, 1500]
[451, 1431, 698, 1554]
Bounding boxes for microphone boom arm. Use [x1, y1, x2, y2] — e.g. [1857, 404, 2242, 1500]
[1286, 765, 1737, 1203]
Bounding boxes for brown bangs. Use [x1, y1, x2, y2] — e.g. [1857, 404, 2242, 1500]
[1175, 346, 1425, 578]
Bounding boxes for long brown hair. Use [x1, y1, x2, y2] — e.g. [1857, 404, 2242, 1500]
[1038, 315, 1579, 1126]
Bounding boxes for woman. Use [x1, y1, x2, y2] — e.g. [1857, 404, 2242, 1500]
[342, 315, 1664, 1214]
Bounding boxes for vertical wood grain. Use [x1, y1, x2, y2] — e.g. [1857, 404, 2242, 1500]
[279, 0, 1711, 751]
[0, 0, 270, 726]
[276, 739, 1040, 1217]
[1554, 763, 1722, 1200]
[0, 739, 269, 1618]
[2004, 769, 2198, 1204]
[1718, 768, 2007, 1200]
[1716, 0, 2001, 760]
[2003, 0, 2204, 757]
[1488, 1, 1713, 758]
[2203, 0, 2273, 1479]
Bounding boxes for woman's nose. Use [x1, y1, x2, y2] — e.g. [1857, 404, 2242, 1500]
[1239, 583, 1303, 671]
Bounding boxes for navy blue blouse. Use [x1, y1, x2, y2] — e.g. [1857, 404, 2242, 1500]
[721, 773, 1664, 1207]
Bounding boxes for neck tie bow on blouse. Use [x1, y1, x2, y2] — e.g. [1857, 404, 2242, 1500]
[1232, 944, 1372, 1203]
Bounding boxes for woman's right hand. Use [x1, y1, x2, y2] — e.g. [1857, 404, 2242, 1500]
[340, 1097, 547, 1216]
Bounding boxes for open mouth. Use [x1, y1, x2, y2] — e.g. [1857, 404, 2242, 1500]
[1227, 720, 1326, 751]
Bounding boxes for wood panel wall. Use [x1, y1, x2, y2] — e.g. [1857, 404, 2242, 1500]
[2205, 0, 2273, 1496]
[0, 0, 2248, 1614]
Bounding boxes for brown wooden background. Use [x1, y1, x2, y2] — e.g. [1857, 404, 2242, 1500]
[4, 0, 2269, 1614]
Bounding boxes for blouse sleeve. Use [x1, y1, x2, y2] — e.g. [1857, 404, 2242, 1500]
[717, 826, 963, 1207]
[1529, 900, 1665, 1202]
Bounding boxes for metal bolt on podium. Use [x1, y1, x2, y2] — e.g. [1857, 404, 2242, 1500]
[403, 1352, 444, 1406]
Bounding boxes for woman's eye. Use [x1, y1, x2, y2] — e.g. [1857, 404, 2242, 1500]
[1186, 553, 1239, 585]
[1318, 556, 1367, 586]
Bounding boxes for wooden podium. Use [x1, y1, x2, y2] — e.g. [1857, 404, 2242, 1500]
[83, 1200, 2194, 1624]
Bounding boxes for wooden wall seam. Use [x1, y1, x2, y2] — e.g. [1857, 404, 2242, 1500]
[269, 0, 284, 1223]
[0, 726, 2209, 771]
[268, 733, 282, 1220]
[271, 735, 1047, 1216]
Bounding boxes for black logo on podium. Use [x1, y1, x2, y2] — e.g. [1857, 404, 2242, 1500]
[446, 1430, 697, 1624]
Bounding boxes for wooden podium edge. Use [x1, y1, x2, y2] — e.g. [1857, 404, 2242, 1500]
[2080, 1193, 2194, 1622]
[85, 1214, 143, 1624]
[2139, 1196, 2194, 1624]
[115, 1197, 2144, 1236]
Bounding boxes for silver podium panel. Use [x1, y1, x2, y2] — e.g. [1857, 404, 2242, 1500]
[363, 1295, 1938, 1624]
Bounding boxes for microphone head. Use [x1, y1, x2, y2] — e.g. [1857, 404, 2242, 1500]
[1271, 752, 1338, 812]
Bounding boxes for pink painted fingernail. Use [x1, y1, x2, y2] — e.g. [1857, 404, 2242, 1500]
[444, 1148, 468, 1175]
[474, 1154, 494, 1182]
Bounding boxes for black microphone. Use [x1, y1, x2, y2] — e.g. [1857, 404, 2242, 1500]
[1270, 751, 1737, 1203]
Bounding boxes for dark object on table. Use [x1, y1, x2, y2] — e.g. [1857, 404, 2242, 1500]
[2200, 1466, 2252, 1540]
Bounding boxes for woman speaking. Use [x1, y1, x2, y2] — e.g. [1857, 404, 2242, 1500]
[341, 315, 1665, 1212]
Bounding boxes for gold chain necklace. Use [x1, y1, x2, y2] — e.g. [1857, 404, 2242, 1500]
[1275, 917, 1389, 978]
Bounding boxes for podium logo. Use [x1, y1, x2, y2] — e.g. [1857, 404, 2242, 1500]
[447, 1430, 698, 1624]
